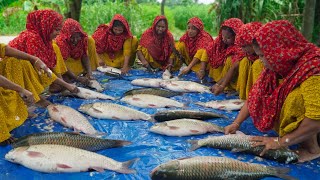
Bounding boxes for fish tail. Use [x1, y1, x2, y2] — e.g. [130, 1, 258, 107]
[147, 116, 156, 123]
[113, 140, 132, 147]
[118, 158, 140, 174]
[269, 167, 297, 180]
[187, 139, 201, 151]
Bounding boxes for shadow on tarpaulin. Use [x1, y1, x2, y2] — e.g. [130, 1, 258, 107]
[0, 69, 319, 180]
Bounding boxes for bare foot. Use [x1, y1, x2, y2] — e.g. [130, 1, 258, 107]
[296, 148, 320, 163]
[0, 137, 16, 146]
[296, 134, 320, 163]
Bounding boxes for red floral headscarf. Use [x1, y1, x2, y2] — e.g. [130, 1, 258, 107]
[236, 22, 263, 61]
[179, 17, 213, 58]
[248, 20, 320, 132]
[139, 15, 174, 67]
[55, 18, 88, 60]
[210, 18, 244, 68]
[9, 9, 63, 68]
[92, 14, 132, 59]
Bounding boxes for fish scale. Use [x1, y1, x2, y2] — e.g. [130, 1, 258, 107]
[151, 156, 295, 180]
[189, 134, 299, 163]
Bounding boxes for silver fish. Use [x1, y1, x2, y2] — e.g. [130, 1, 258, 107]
[97, 66, 122, 74]
[160, 80, 211, 93]
[121, 94, 185, 108]
[152, 110, 228, 122]
[6, 144, 138, 173]
[150, 119, 224, 136]
[150, 156, 296, 180]
[12, 132, 131, 151]
[131, 78, 164, 88]
[79, 102, 153, 122]
[124, 88, 182, 98]
[188, 134, 299, 163]
[88, 80, 104, 92]
[74, 87, 115, 100]
[196, 99, 245, 111]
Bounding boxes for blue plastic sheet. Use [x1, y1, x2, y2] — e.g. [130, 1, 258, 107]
[0, 69, 319, 180]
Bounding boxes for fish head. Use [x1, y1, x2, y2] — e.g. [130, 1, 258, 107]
[150, 160, 179, 180]
[47, 104, 60, 114]
[5, 146, 28, 163]
[78, 103, 93, 112]
[149, 123, 168, 133]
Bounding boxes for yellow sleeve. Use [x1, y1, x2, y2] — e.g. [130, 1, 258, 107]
[52, 41, 68, 75]
[0, 44, 6, 58]
[301, 75, 320, 120]
[137, 45, 144, 51]
[194, 49, 208, 62]
[123, 38, 132, 56]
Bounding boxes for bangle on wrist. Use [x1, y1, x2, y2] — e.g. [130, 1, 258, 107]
[274, 137, 281, 147]
[34, 59, 40, 65]
[232, 122, 240, 127]
[216, 83, 223, 87]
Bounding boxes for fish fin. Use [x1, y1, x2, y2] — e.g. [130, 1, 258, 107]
[268, 167, 297, 180]
[92, 107, 103, 113]
[112, 116, 120, 120]
[233, 101, 243, 105]
[112, 140, 132, 147]
[218, 106, 226, 110]
[61, 117, 67, 124]
[148, 104, 157, 107]
[168, 126, 179, 130]
[190, 130, 200, 133]
[235, 131, 246, 135]
[27, 151, 45, 158]
[57, 163, 72, 169]
[117, 158, 139, 174]
[52, 106, 59, 112]
[231, 148, 246, 153]
[91, 166, 105, 172]
[187, 140, 201, 151]
[176, 157, 192, 160]
[133, 97, 141, 101]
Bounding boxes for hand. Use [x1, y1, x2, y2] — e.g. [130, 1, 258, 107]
[224, 123, 239, 134]
[67, 84, 80, 93]
[211, 83, 225, 95]
[18, 89, 34, 105]
[250, 136, 282, 156]
[197, 70, 205, 80]
[85, 73, 95, 80]
[121, 66, 130, 75]
[33, 58, 52, 77]
[179, 67, 190, 77]
[77, 76, 90, 86]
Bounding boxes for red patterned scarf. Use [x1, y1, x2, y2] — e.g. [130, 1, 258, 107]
[92, 14, 132, 59]
[9, 9, 63, 68]
[248, 20, 320, 132]
[210, 18, 244, 68]
[55, 18, 88, 60]
[236, 22, 263, 62]
[139, 15, 174, 67]
[179, 17, 213, 58]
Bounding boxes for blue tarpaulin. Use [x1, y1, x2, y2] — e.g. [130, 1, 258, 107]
[0, 69, 319, 180]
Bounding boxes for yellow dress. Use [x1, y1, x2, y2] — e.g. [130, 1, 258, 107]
[52, 41, 68, 76]
[175, 42, 208, 73]
[137, 45, 180, 71]
[209, 56, 232, 83]
[246, 59, 264, 98]
[275, 75, 320, 137]
[98, 37, 138, 68]
[62, 36, 99, 76]
[0, 44, 57, 102]
[236, 57, 251, 100]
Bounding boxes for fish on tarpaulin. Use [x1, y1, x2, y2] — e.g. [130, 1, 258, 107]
[123, 88, 182, 98]
[188, 133, 299, 164]
[5, 144, 139, 173]
[12, 132, 131, 151]
[121, 94, 185, 108]
[150, 156, 296, 180]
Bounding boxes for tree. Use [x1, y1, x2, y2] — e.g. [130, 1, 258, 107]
[301, 0, 316, 41]
[64, 0, 82, 21]
[161, 0, 166, 15]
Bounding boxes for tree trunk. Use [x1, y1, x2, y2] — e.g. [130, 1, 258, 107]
[302, 0, 316, 41]
[161, 0, 166, 15]
[65, 0, 82, 22]
[315, 0, 320, 46]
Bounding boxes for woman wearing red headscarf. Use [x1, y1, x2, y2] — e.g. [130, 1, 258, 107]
[137, 15, 179, 72]
[234, 22, 264, 99]
[209, 18, 244, 95]
[175, 17, 214, 80]
[9, 9, 79, 95]
[92, 14, 138, 74]
[225, 20, 320, 163]
[55, 18, 99, 85]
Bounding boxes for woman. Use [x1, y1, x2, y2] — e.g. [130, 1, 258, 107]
[234, 22, 264, 99]
[8, 9, 79, 95]
[176, 17, 213, 80]
[225, 20, 320, 163]
[137, 15, 179, 72]
[209, 18, 244, 95]
[92, 14, 138, 74]
[55, 18, 99, 84]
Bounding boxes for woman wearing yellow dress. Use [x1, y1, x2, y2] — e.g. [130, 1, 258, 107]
[225, 20, 320, 163]
[92, 14, 138, 74]
[232, 22, 264, 99]
[137, 15, 179, 72]
[209, 18, 244, 95]
[55, 18, 99, 84]
[176, 17, 214, 80]
[8, 9, 79, 95]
